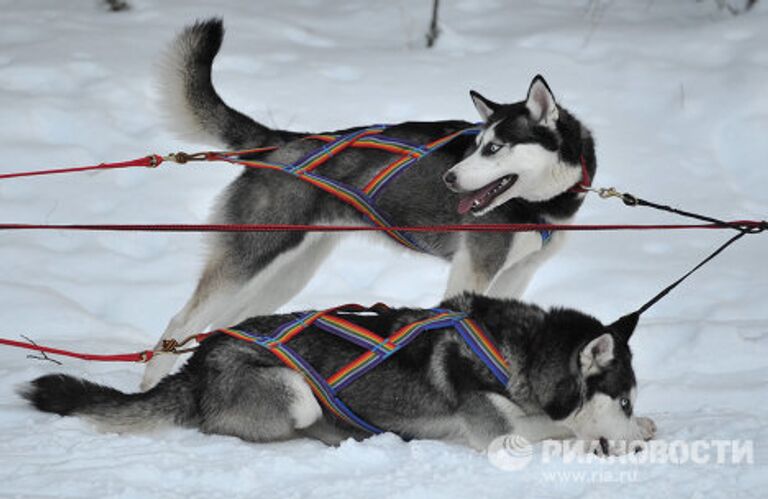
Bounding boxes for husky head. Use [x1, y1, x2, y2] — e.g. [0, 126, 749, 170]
[530, 310, 652, 454]
[444, 75, 590, 216]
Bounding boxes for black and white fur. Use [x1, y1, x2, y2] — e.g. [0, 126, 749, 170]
[21, 294, 655, 455]
[142, 19, 597, 389]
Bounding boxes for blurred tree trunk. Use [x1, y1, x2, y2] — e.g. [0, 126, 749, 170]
[711, 0, 759, 13]
[426, 0, 440, 48]
[105, 0, 130, 11]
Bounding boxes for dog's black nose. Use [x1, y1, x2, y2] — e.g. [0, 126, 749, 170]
[443, 171, 457, 186]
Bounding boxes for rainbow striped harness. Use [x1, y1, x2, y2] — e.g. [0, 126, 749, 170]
[217, 304, 510, 434]
[224, 124, 554, 250]
[230, 125, 480, 251]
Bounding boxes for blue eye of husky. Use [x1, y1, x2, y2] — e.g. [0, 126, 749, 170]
[620, 397, 632, 416]
[484, 143, 503, 155]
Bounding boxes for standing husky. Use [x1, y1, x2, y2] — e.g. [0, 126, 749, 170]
[143, 19, 597, 389]
[22, 294, 655, 455]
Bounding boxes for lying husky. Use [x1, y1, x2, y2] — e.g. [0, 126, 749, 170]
[21, 294, 655, 455]
[143, 19, 597, 389]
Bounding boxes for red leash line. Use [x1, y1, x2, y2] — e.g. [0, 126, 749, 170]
[0, 155, 164, 180]
[0, 338, 154, 363]
[1, 151, 763, 234]
[0, 146, 278, 180]
[0, 221, 763, 233]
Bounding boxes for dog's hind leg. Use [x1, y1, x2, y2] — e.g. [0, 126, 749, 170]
[207, 232, 338, 331]
[298, 417, 357, 446]
[22, 362, 323, 443]
[140, 232, 337, 391]
[140, 259, 241, 391]
[199, 366, 322, 442]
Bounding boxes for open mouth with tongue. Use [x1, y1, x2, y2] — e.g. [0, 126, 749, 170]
[457, 174, 518, 215]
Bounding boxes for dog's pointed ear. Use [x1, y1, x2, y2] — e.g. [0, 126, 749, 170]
[580, 333, 614, 376]
[609, 312, 639, 344]
[526, 75, 558, 126]
[470, 90, 499, 122]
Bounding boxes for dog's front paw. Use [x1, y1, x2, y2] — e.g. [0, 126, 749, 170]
[591, 437, 634, 457]
[635, 416, 657, 441]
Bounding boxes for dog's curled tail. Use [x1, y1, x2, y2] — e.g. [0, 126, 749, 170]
[19, 373, 198, 432]
[158, 18, 301, 149]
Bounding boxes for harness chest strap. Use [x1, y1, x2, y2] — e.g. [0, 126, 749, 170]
[217, 305, 511, 434]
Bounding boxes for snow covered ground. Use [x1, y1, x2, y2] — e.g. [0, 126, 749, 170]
[1, 0, 766, 497]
